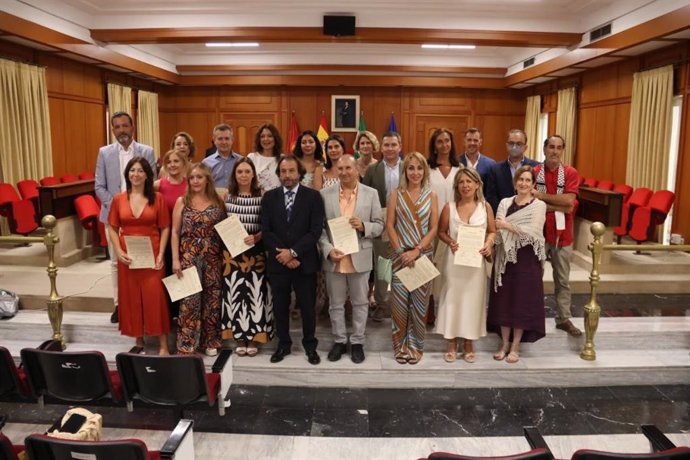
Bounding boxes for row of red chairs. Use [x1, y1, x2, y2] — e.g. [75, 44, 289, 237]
[39, 171, 95, 186]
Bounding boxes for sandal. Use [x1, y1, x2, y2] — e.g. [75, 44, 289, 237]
[236, 346, 247, 356]
[246, 345, 258, 357]
[395, 355, 408, 364]
[444, 351, 456, 363]
[506, 351, 520, 364]
[463, 351, 476, 364]
[493, 347, 509, 361]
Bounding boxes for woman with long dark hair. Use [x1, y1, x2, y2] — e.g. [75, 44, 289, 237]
[248, 123, 283, 192]
[293, 130, 324, 190]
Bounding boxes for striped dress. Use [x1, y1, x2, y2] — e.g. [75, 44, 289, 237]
[220, 194, 274, 343]
[390, 187, 434, 363]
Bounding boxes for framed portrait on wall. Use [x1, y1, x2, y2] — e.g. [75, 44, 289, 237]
[331, 95, 360, 132]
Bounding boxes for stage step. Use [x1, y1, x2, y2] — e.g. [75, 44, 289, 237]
[3, 311, 689, 389]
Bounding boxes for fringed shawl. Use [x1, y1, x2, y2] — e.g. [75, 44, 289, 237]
[493, 197, 547, 291]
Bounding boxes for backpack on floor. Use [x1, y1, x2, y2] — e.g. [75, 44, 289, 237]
[0, 289, 19, 319]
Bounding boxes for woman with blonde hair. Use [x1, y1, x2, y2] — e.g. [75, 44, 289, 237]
[434, 167, 496, 363]
[386, 151, 439, 364]
[353, 131, 379, 178]
[171, 162, 226, 355]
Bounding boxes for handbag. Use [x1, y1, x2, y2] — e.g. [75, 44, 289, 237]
[49, 407, 103, 441]
[376, 256, 392, 283]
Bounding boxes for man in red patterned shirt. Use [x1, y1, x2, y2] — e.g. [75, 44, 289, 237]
[532, 135, 582, 337]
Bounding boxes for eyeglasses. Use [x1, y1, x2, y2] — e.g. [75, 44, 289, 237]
[507, 142, 525, 148]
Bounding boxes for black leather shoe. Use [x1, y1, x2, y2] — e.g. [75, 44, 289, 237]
[351, 344, 365, 364]
[327, 342, 347, 362]
[110, 306, 119, 324]
[306, 350, 321, 365]
[270, 347, 291, 363]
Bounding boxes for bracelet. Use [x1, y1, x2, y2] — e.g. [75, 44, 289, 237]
[415, 244, 423, 252]
[394, 247, 404, 255]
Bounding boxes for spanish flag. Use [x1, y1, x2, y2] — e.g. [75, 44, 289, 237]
[287, 112, 300, 154]
[317, 112, 329, 145]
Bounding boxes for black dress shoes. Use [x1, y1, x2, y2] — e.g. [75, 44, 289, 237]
[110, 306, 119, 324]
[306, 349, 321, 365]
[327, 342, 347, 362]
[350, 344, 365, 364]
[270, 347, 291, 363]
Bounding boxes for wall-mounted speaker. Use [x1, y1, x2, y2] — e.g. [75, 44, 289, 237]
[323, 15, 356, 37]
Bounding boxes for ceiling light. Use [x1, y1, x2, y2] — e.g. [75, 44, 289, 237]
[205, 42, 260, 48]
[421, 44, 475, 50]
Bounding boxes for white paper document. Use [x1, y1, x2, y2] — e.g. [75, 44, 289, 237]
[328, 216, 359, 255]
[215, 214, 253, 257]
[395, 255, 440, 292]
[123, 235, 155, 269]
[381, 207, 389, 242]
[454, 225, 486, 268]
[162, 266, 203, 302]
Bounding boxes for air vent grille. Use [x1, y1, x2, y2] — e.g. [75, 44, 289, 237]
[523, 57, 535, 69]
[590, 23, 612, 41]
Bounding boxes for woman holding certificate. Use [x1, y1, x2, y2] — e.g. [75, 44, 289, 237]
[171, 163, 226, 356]
[386, 151, 439, 365]
[434, 168, 495, 363]
[108, 157, 171, 355]
[220, 158, 273, 357]
[488, 165, 547, 364]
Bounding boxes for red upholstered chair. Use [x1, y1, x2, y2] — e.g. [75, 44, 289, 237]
[613, 184, 634, 203]
[628, 190, 675, 244]
[78, 171, 95, 180]
[24, 418, 194, 460]
[571, 447, 690, 460]
[0, 183, 20, 220]
[583, 178, 598, 188]
[613, 187, 653, 243]
[423, 451, 552, 460]
[0, 346, 31, 399]
[0, 432, 22, 460]
[39, 177, 59, 186]
[8, 199, 38, 235]
[597, 180, 614, 191]
[59, 174, 78, 183]
[74, 195, 107, 247]
[16, 180, 39, 202]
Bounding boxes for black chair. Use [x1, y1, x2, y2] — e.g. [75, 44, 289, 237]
[570, 448, 690, 460]
[0, 347, 30, 399]
[641, 425, 679, 452]
[0, 432, 21, 460]
[422, 427, 554, 460]
[20, 348, 121, 408]
[116, 349, 232, 418]
[24, 418, 195, 460]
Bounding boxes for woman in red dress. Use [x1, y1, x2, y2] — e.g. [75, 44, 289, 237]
[108, 157, 171, 355]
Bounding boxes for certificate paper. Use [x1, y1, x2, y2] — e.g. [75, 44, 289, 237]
[162, 266, 203, 302]
[123, 236, 155, 269]
[454, 225, 486, 268]
[328, 216, 359, 255]
[215, 215, 253, 257]
[395, 255, 440, 292]
[381, 207, 389, 242]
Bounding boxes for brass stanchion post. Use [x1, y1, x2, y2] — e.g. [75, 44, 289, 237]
[41, 215, 64, 349]
[581, 222, 604, 361]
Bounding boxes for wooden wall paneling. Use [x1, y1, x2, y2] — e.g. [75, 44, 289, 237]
[612, 103, 631, 186]
[474, 114, 525, 161]
[413, 115, 470, 156]
[83, 102, 106, 174]
[63, 99, 89, 175]
[218, 87, 280, 112]
[575, 107, 597, 178]
[223, 112, 279, 155]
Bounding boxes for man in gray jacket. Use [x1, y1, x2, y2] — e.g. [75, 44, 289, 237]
[95, 112, 156, 323]
[320, 155, 384, 363]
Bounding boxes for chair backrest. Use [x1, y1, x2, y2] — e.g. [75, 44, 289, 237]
[73, 195, 100, 223]
[612, 184, 634, 202]
[427, 449, 553, 460]
[78, 171, 95, 180]
[59, 175, 78, 183]
[571, 446, 690, 460]
[39, 177, 59, 186]
[597, 180, 615, 191]
[116, 353, 212, 407]
[583, 178, 598, 187]
[647, 190, 675, 214]
[16, 180, 39, 200]
[9, 199, 38, 235]
[0, 184, 20, 208]
[20, 348, 119, 403]
[0, 346, 28, 398]
[24, 435, 151, 460]
[628, 188, 653, 208]
[0, 433, 19, 460]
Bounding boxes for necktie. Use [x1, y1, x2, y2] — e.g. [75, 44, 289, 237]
[285, 190, 295, 221]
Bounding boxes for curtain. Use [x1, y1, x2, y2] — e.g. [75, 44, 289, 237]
[524, 95, 541, 159]
[137, 90, 160, 159]
[106, 83, 132, 142]
[626, 65, 674, 190]
[0, 58, 53, 185]
[556, 87, 577, 166]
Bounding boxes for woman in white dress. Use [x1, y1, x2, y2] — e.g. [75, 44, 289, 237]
[322, 134, 345, 189]
[247, 123, 282, 192]
[434, 167, 496, 363]
[427, 128, 461, 325]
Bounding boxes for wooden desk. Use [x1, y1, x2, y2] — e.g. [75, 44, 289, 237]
[577, 186, 623, 227]
[39, 179, 94, 219]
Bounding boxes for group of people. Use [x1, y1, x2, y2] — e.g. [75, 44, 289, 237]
[94, 111, 582, 366]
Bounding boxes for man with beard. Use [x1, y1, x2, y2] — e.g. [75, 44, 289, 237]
[485, 128, 539, 213]
[95, 112, 157, 323]
[459, 127, 496, 197]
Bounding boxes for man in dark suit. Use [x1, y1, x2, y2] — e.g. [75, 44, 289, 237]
[485, 128, 539, 213]
[261, 156, 325, 365]
[459, 127, 496, 196]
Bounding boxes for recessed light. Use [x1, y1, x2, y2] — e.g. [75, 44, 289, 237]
[421, 44, 475, 50]
[205, 42, 260, 47]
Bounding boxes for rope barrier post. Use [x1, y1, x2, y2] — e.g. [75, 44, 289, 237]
[581, 221, 604, 361]
[41, 215, 65, 349]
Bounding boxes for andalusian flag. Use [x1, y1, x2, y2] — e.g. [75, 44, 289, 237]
[317, 112, 329, 145]
[388, 112, 398, 133]
[355, 111, 367, 159]
[287, 112, 300, 153]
